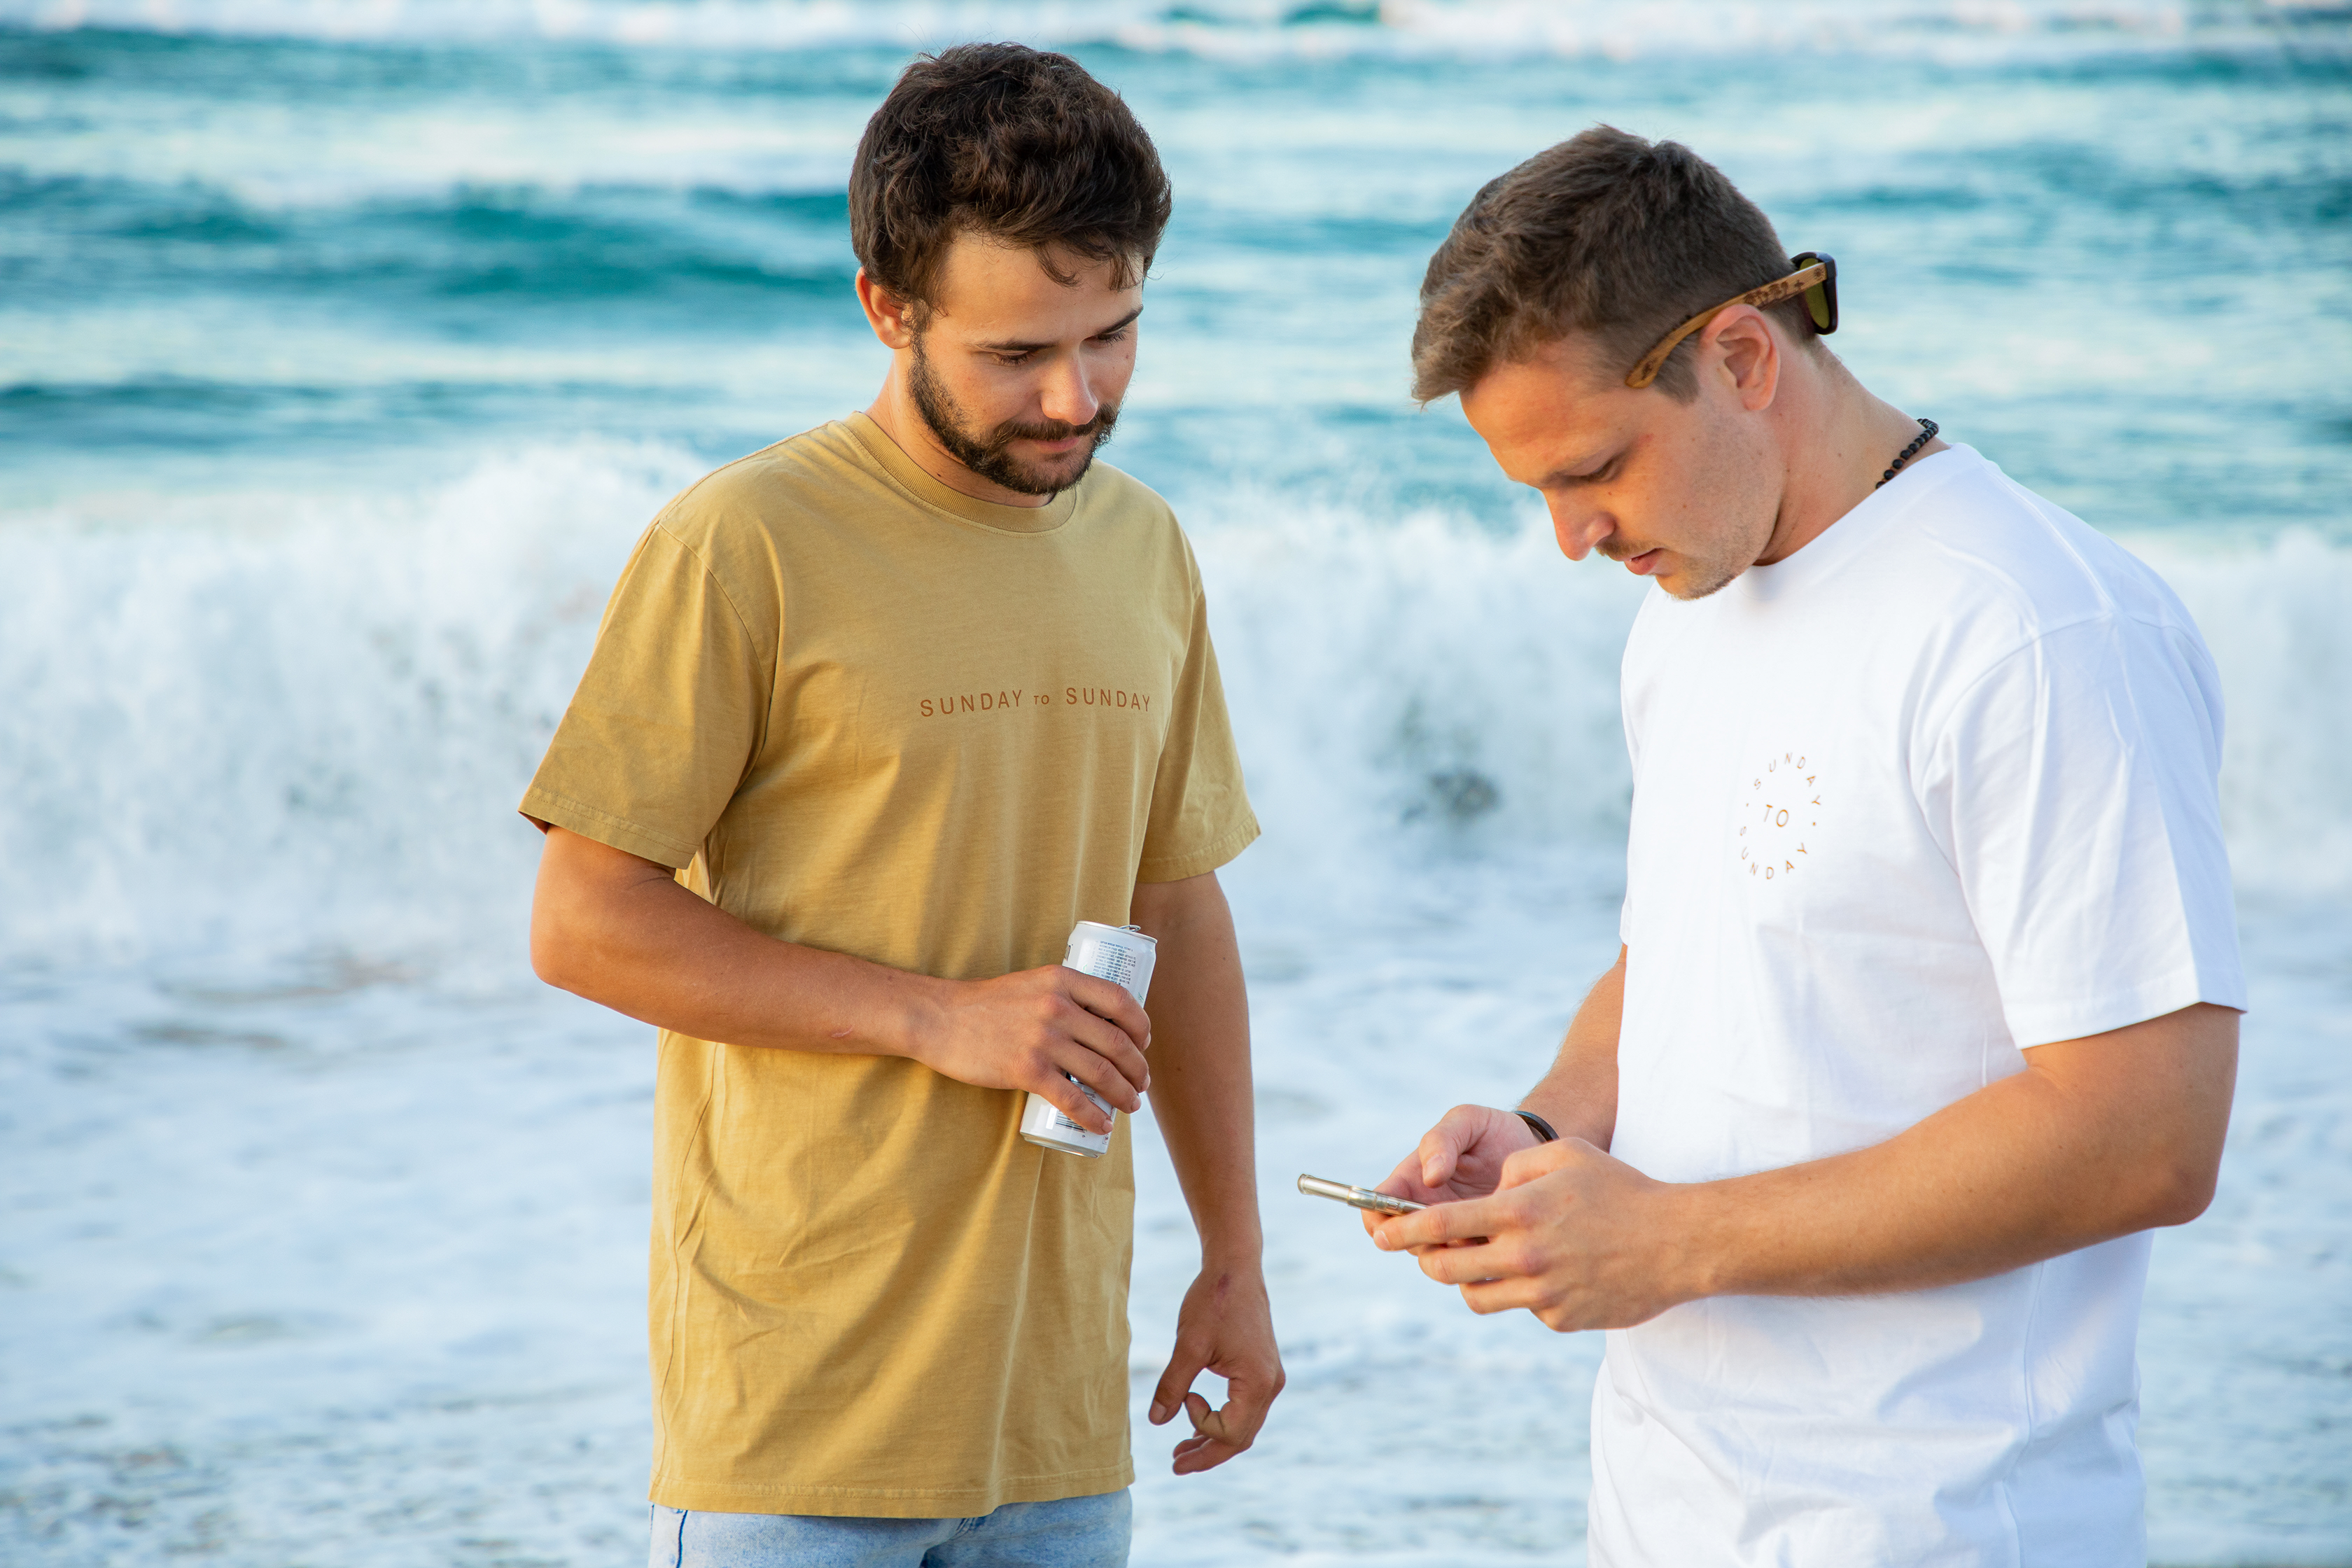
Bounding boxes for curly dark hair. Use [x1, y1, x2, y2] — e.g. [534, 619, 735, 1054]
[850, 43, 1173, 314]
[1412, 126, 1817, 404]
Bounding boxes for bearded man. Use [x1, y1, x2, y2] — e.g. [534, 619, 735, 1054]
[1367, 127, 2243, 1565]
[523, 43, 1280, 1567]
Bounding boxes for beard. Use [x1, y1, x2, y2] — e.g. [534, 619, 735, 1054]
[908, 336, 1120, 498]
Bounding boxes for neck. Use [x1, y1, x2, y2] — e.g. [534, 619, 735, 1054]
[1754, 353, 1946, 566]
[863, 363, 1053, 510]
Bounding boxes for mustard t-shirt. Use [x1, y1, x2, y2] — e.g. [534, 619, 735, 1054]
[520, 413, 1258, 1518]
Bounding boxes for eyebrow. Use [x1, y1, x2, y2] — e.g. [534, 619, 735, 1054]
[974, 304, 1144, 355]
[1535, 447, 1620, 489]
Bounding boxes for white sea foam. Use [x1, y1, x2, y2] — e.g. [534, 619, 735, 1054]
[3, 0, 2318, 59]
[2, 443, 2344, 977]
[4, 445, 2347, 1567]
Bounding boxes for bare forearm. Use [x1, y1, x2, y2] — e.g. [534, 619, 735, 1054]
[1677, 1003, 2240, 1300]
[1522, 945, 1623, 1150]
[1385, 1003, 2239, 1331]
[530, 826, 942, 1056]
[1132, 873, 1262, 1268]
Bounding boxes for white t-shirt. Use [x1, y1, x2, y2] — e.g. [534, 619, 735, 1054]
[1592, 445, 2244, 1567]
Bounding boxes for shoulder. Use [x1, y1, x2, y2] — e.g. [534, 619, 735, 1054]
[652, 421, 876, 554]
[1872, 451, 2222, 739]
[1072, 458, 1182, 532]
[1881, 448, 2206, 664]
[642, 421, 895, 618]
[1070, 458, 1200, 583]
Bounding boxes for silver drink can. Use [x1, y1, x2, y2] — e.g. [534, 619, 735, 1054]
[1018, 920, 1157, 1158]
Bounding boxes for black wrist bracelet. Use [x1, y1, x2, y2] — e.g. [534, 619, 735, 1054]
[1516, 1110, 1560, 1144]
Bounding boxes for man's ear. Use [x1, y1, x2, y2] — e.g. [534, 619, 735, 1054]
[1702, 306, 1781, 413]
[855, 268, 920, 351]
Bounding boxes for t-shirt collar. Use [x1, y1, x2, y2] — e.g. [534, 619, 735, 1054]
[843, 410, 1082, 536]
[1727, 444, 1978, 603]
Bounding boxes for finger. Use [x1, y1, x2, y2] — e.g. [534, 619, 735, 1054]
[1363, 1148, 1429, 1237]
[1017, 1039, 1118, 1133]
[1149, 1340, 1207, 1427]
[1055, 995, 1149, 1100]
[1170, 1390, 1245, 1474]
[1418, 1102, 1511, 1190]
[1415, 1120, 1463, 1191]
[1054, 1034, 1145, 1117]
[1373, 1146, 1438, 1203]
[1496, 1135, 1578, 1191]
[1170, 1436, 1239, 1474]
[1203, 1368, 1275, 1451]
[1415, 1235, 1522, 1288]
[1459, 1275, 1560, 1320]
[1370, 1194, 1493, 1253]
[1060, 969, 1152, 1055]
[1033, 1066, 1115, 1134]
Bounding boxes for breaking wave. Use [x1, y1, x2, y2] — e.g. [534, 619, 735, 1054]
[1, 442, 2344, 973]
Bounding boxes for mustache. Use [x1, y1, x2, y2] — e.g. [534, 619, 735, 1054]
[990, 406, 1118, 448]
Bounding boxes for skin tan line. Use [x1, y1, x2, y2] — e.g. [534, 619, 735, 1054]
[531, 234, 1282, 1474]
[1361, 308, 2239, 1329]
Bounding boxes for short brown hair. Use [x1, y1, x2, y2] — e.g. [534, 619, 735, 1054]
[849, 43, 1172, 313]
[1411, 127, 1816, 403]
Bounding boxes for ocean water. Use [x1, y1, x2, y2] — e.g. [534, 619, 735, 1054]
[3, 3, 2349, 1564]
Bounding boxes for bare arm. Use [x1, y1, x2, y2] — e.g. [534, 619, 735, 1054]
[528, 824, 1152, 1132]
[1130, 871, 1283, 1474]
[1368, 946, 1624, 1217]
[1527, 944, 1623, 1149]
[1376, 1000, 2239, 1330]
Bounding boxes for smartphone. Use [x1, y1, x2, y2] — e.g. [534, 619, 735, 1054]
[1297, 1173, 1424, 1214]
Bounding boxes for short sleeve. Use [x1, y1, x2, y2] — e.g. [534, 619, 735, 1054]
[519, 522, 770, 869]
[1921, 613, 2245, 1046]
[1135, 567, 1259, 883]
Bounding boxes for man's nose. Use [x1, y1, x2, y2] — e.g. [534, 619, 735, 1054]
[1548, 498, 1613, 562]
[1037, 354, 1100, 430]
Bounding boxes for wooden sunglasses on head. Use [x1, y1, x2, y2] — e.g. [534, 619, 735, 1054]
[1625, 253, 1839, 390]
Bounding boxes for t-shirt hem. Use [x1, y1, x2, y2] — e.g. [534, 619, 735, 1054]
[2002, 964, 2248, 1049]
[647, 1459, 1136, 1520]
[1137, 814, 1261, 883]
[517, 786, 698, 870]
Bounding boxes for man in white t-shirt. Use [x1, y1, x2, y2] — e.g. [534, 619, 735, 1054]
[1364, 126, 2244, 1564]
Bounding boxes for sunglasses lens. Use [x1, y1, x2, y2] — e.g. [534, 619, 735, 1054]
[1791, 251, 1838, 335]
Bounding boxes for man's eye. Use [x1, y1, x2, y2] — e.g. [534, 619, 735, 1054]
[995, 351, 1035, 366]
[1094, 329, 1130, 345]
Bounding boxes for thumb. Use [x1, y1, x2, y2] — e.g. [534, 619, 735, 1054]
[1497, 1135, 1578, 1191]
[1418, 1128, 1460, 1189]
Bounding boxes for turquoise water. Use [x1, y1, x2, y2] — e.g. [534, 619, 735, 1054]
[6, 8, 2349, 528]
[3, 4, 2349, 1565]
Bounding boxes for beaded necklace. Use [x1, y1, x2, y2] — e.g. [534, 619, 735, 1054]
[1877, 417, 1940, 489]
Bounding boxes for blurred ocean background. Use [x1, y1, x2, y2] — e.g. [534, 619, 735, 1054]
[3, 1, 2348, 1563]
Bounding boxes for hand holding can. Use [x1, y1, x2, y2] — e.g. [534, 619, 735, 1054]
[1020, 921, 1156, 1158]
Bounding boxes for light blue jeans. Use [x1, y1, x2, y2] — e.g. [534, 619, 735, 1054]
[648, 1490, 1130, 1567]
